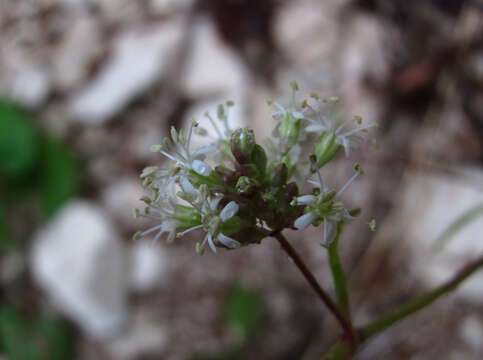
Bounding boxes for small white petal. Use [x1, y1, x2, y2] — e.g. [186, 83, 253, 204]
[295, 195, 316, 205]
[294, 212, 316, 230]
[220, 201, 239, 221]
[342, 137, 350, 157]
[305, 124, 326, 132]
[192, 160, 212, 176]
[206, 233, 216, 253]
[321, 221, 338, 246]
[180, 177, 197, 195]
[292, 111, 304, 119]
[217, 233, 241, 249]
[307, 180, 322, 188]
[192, 145, 217, 157]
[209, 196, 223, 211]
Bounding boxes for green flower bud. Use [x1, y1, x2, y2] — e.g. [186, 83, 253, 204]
[230, 128, 256, 164]
[219, 216, 244, 236]
[236, 176, 258, 195]
[215, 165, 237, 185]
[314, 131, 341, 168]
[272, 163, 288, 186]
[251, 144, 267, 178]
[278, 112, 301, 153]
[173, 205, 202, 228]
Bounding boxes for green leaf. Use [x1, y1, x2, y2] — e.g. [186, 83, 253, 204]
[224, 284, 262, 339]
[0, 100, 38, 178]
[327, 222, 351, 320]
[0, 203, 12, 251]
[0, 305, 74, 360]
[38, 137, 81, 216]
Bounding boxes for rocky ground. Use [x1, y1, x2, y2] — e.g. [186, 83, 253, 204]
[1, 0, 483, 359]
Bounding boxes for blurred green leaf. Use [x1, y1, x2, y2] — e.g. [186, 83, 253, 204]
[38, 137, 80, 216]
[224, 284, 262, 339]
[0, 305, 74, 360]
[0, 202, 12, 251]
[0, 100, 38, 178]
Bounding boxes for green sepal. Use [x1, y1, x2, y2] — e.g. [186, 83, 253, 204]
[272, 163, 288, 186]
[278, 113, 301, 153]
[314, 131, 341, 168]
[173, 205, 202, 228]
[188, 168, 224, 188]
[236, 176, 259, 195]
[251, 144, 267, 180]
[220, 216, 245, 236]
[230, 128, 256, 164]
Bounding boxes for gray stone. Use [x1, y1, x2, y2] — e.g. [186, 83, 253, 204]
[30, 201, 128, 338]
[8, 65, 51, 108]
[69, 20, 182, 124]
[400, 168, 483, 303]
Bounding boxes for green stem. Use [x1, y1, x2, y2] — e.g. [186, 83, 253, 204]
[273, 232, 353, 335]
[320, 341, 353, 360]
[360, 254, 483, 341]
[320, 254, 483, 360]
[328, 223, 351, 320]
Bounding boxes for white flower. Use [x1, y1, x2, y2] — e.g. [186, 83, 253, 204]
[196, 102, 235, 162]
[174, 183, 242, 253]
[292, 166, 362, 246]
[270, 81, 306, 122]
[134, 192, 181, 244]
[303, 96, 376, 157]
[199, 199, 241, 253]
[154, 121, 216, 177]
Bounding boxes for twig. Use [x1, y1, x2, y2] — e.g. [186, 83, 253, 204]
[273, 232, 354, 337]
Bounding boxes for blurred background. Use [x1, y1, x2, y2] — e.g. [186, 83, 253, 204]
[1, 0, 483, 359]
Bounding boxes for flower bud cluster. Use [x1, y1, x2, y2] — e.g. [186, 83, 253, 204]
[135, 82, 376, 252]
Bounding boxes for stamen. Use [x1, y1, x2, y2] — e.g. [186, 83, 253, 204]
[341, 123, 375, 138]
[178, 224, 203, 237]
[205, 112, 223, 139]
[140, 224, 163, 237]
[337, 170, 361, 197]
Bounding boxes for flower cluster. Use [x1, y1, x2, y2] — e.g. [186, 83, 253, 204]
[135, 82, 376, 253]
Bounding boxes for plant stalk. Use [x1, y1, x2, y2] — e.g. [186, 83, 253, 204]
[273, 232, 354, 337]
[327, 223, 351, 320]
[320, 254, 483, 360]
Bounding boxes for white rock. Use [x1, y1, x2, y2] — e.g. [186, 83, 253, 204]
[148, 0, 194, 14]
[275, 0, 339, 68]
[460, 316, 483, 351]
[69, 19, 182, 124]
[401, 169, 483, 303]
[30, 201, 127, 338]
[102, 177, 146, 226]
[181, 16, 248, 97]
[53, 16, 101, 90]
[129, 241, 170, 292]
[8, 65, 51, 108]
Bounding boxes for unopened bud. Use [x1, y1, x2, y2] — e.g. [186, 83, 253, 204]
[272, 163, 288, 186]
[315, 131, 341, 168]
[230, 128, 256, 164]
